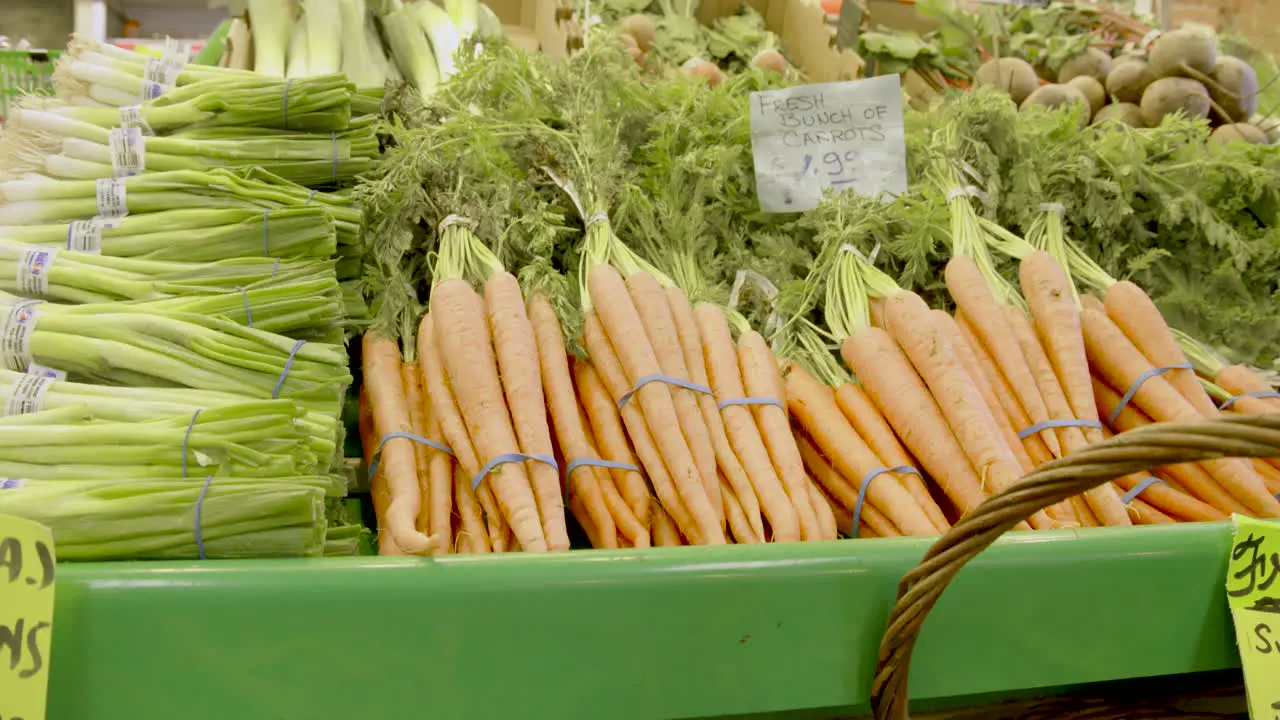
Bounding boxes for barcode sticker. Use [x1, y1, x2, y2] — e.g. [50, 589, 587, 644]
[0, 300, 41, 372]
[16, 248, 55, 298]
[118, 105, 153, 135]
[95, 178, 127, 217]
[141, 53, 182, 100]
[5, 373, 53, 416]
[108, 127, 144, 177]
[67, 217, 119, 254]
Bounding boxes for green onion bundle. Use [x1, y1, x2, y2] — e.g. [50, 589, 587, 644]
[0, 478, 331, 560]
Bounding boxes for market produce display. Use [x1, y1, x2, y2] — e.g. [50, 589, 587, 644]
[0, 36, 366, 559]
[351, 12, 1280, 555]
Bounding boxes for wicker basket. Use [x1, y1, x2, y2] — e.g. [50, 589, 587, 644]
[869, 413, 1280, 720]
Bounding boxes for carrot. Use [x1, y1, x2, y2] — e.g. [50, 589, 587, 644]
[695, 303, 800, 542]
[722, 483, 761, 544]
[1004, 305, 1131, 526]
[576, 406, 645, 547]
[572, 356, 653, 531]
[485, 273, 569, 550]
[946, 256, 1062, 458]
[401, 362, 433, 534]
[868, 297, 887, 329]
[1080, 294, 1105, 313]
[1103, 280, 1217, 417]
[956, 311, 1057, 469]
[1251, 459, 1280, 496]
[360, 387, 400, 556]
[884, 291, 1056, 529]
[589, 266, 724, 545]
[785, 359, 937, 536]
[813, 480, 858, 537]
[807, 477, 838, 540]
[582, 312, 699, 541]
[453, 463, 490, 553]
[419, 403, 455, 555]
[1216, 365, 1280, 412]
[796, 432, 900, 538]
[433, 279, 548, 551]
[667, 287, 764, 540]
[931, 311, 1033, 472]
[1125, 495, 1176, 524]
[738, 330, 822, 541]
[1113, 473, 1227, 522]
[569, 493, 604, 549]
[625, 273, 721, 524]
[651, 499, 684, 547]
[834, 380, 949, 532]
[1081, 309, 1280, 518]
[362, 334, 438, 554]
[840, 326, 989, 519]
[418, 312, 505, 550]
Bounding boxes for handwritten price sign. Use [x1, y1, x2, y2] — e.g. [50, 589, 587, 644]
[1227, 515, 1280, 719]
[749, 75, 908, 213]
[0, 513, 56, 720]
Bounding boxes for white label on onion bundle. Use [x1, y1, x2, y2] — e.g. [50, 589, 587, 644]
[749, 75, 909, 213]
[16, 248, 55, 298]
[108, 127, 145, 178]
[5, 373, 53, 416]
[68, 220, 101, 253]
[142, 54, 182, 99]
[95, 178, 127, 218]
[118, 105, 153, 136]
[0, 478, 23, 490]
[25, 363, 65, 381]
[0, 300, 40, 373]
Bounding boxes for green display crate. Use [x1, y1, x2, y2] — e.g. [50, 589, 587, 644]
[46, 522, 1240, 719]
[1, 49, 60, 119]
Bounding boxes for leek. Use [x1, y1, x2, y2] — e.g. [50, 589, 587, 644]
[445, 0, 479, 37]
[416, 0, 463, 78]
[286, 16, 313, 79]
[305, 0, 345, 76]
[380, 2, 442, 101]
[246, 0, 295, 77]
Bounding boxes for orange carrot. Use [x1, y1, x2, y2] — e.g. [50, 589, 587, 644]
[651, 499, 684, 547]
[589, 266, 724, 545]
[625, 273, 721, 524]
[884, 291, 1056, 529]
[834, 381, 949, 532]
[1216, 365, 1280, 412]
[453, 463, 490, 553]
[360, 387, 400, 556]
[401, 362, 433, 534]
[721, 483, 760, 544]
[796, 432, 900, 537]
[572, 356, 653, 532]
[569, 493, 604, 548]
[362, 334, 438, 554]
[841, 326, 989, 519]
[812, 478, 860, 537]
[667, 287, 764, 540]
[785, 360, 937, 536]
[946, 256, 1062, 458]
[807, 476, 838, 540]
[485, 274, 569, 550]
[1125, 495, 1176, 524]
[1082, 309, 1280, 518]
[1103, 281, 1217, 417]
[582, 312, 699, 541]
[738, 330, 822, 540]
[695, 303, 800, 542]
[1113, 473, 1227, 522]
[1251, 459, 1280, 496]
[433, 279, 548, 550]
[577, 408, 646, 547]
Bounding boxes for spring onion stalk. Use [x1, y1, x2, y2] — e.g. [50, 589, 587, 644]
[415, 0, 463, 79]
[287, 16, 312, 79]
[53, 40, 262, 103]
[381, 1, 442, 101]
[0, 369, 343, 468]
[0, 207, 336, 261]
[303, 0, 345, 76]
[0, 293, 350, 414]
[339, 0, 380, 88]
[246, 0, 296, 77]
[323, 523, 370, 555]
[0, 478, 330, 560]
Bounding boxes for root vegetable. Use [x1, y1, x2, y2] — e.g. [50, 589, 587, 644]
[1209, 123, 1268, 146]
[1105, 59, 1155, 104]
[974, 57, 1039, 105]
[1147, 27, 1217, 80]
[621, 14, 655, 51]
[1140, 77, 1210, 126]
[1092, 102, 1145, 127]
[1210, 56, 1259, 122]
[1058, 47, 1112, 83]
[682, 58, 725, 87]
[1068, 75, 1106, 116]
[1020, 84, 1090, 121]
[752, 49, 789, 75]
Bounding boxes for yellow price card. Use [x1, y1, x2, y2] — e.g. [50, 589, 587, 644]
[0, 512, 56, 720]
[1228, 515, 1280, 720]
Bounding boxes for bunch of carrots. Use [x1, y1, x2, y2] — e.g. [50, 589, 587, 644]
[356, 197, 1280, 554]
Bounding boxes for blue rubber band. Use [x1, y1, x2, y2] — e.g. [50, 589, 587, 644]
[262, 208, 270, 256]
[1218, 390, 1280, 411]
[1016, 418, 1103, 440]
[564, 457, 640, 477]
[304, 189, 316, 206]
[717, 396, 785, 411]
[194, 475, 213, 560]
[270, 257, 280, 278]
[237, 286, 253, 328]
[367, 431, 455, 479]
[1121, 476, 1166, 505]
[472, 452, 559, 491]
[181, 409, 201, 478]
[281, 79, 292, 129]
[1108, 363, 1193, 424]
[271, 340, 306, 399]
[851, 465, 919, 538]
[617, 373, 712, 409]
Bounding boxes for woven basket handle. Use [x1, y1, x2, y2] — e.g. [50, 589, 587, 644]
[869, 413, 1280, 720]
